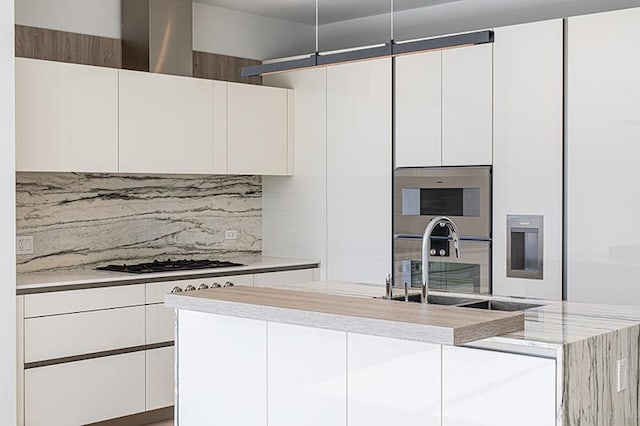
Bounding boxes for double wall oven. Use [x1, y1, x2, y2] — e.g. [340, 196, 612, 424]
[393, 166, 492, 294]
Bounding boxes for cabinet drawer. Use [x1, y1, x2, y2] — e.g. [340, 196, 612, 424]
[146, 303, 175, 344]
[254, 269, 315, 287]
[146, 280, 191, 304]
[25, 352, 145, 426]
[25, 306, 145, 363]
[24, 284, 145, 318]
[146, 347, 175, 411]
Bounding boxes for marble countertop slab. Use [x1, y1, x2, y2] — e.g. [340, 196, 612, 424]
[165, 286, 525, 346]
[224, 280, 640, 356]
[16, 257, 319, 294]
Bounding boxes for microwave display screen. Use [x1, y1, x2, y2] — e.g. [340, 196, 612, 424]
[402, 188, 480, 217]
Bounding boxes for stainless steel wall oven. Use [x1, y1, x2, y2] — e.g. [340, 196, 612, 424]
[393, 166, 492, 294]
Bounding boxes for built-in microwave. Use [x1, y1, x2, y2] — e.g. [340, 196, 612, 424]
[393, 166, 492, 294]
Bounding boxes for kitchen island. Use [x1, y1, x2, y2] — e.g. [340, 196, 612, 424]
[166, 282, 640, 426]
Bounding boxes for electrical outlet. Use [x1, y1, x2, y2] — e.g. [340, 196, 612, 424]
[618, 358, 628, 392]
[224, 230, 238, 240]
[17, 236, 34, 255]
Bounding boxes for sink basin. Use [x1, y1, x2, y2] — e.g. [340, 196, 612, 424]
[386, 294, 479, 306]
[460, 300, 543, 312]
[381, 293, 543, 312]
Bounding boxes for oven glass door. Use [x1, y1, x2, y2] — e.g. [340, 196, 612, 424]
[393, 238, 491, 295]
[394, 167, 491, 238]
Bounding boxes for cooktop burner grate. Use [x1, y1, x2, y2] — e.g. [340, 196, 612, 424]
[96, 259, 244, 274]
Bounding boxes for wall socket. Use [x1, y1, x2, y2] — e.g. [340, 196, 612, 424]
[17, 236, 34, 255]
[617, 358, 628, 392]
[224, 230, 238, 240]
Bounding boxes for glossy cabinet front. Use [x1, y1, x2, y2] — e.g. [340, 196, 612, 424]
[178, 311, 267, 426]
[348, 334, 441, 426]
[268, 323, 346, 426]
[442, 346, 556, 426]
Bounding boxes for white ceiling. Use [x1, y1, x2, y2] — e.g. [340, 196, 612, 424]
[196, 0, 640, 27]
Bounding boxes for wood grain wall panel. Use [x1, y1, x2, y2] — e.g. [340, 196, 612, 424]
[193, 51, 262, 85]
[15, 26, 262, 85]
[15, 25, 122, 69]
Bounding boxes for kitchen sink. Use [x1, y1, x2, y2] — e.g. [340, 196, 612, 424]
[381, 293, 543, 312]
[460, 300, 543, 312]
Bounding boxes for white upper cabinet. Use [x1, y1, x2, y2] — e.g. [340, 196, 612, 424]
[442, 43, 493, 166]
[227, 83, 293, 175]
[15, 58, 119, 172]
[395, 50, 442, 167]
[394, 43, 493, 168]
[118, 70, 220, 174]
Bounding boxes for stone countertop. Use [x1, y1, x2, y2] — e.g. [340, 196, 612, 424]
[165, 286, 525, 346]
[189, 280, 640, 357]
[15, 257, 319, 294]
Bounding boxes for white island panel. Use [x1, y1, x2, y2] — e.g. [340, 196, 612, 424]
[268, 323, 346, 426]
[178, 311, 266, 426]
[348, 333, 441, 426]
[443, 346, 556, 426]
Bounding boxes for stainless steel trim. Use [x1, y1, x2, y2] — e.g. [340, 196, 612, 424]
[24, 341, 174, 370]
[85, 406, 173, 426]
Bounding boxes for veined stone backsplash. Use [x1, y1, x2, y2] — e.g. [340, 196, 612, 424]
[16, 173, 262, 273]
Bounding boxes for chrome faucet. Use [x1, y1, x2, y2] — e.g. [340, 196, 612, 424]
[421, 216, 461, 303]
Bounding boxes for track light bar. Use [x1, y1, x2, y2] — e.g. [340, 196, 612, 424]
[241, 30, 493, 78]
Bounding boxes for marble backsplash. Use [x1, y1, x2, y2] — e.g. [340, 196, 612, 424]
[16, 173, 262, 273]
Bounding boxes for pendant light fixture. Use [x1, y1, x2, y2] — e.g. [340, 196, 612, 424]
[241, 0, 494, 78]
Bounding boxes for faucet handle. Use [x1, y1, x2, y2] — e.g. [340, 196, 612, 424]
[404, 282, 409, 302]
[385, 274, 393, 300]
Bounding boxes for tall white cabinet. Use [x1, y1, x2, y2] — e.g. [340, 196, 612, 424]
[566, 7, 640, 304]
[262, 69, 328, 279]
[15, 58, 119, 172]
[263, 59, 392, 285]
[492, 19, 564, 300]
[326, 58, 392, 284]
[395, 44, 493, 168]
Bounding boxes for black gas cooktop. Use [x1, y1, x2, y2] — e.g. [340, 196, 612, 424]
[96, 259, 244, 274]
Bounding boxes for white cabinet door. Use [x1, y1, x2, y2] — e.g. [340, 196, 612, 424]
[146, 346, 175, 411]
[25, 352, 145, 426]
[25, 306, 145, 362]
[118, 70, 218, 174]
[442, 44, 493, 166]
[442, 346, 556, 426]
[492, 20, 563, 300]
[15, 58, 118, 172]
[348, 333, 441, 426]
[178, 310, 266, 426]
[146, 303, 175, 344]
[567, 8, 640, 305]
[395, 50, 442, 168]
[227, 83, 292, 175]
[268, 323, 346, 426]
[326, 58, 392, 284]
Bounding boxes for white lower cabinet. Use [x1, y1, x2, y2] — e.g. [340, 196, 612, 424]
[178, 310, 267, 426]
[268, 323, 346, 426]
[347, 334, 441, 426]
[24, 352, 145, 426]
[146, 303, 175, 344]
[146, 347, 175, 411]
[442, 346, 556, 426]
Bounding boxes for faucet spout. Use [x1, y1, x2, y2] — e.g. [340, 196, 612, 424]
[421, 216, 461, 303]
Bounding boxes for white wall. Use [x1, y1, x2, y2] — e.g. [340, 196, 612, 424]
[0, 0, 16, 423]
[193, 2, 314, 60]
[15, 0, 121, 39]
